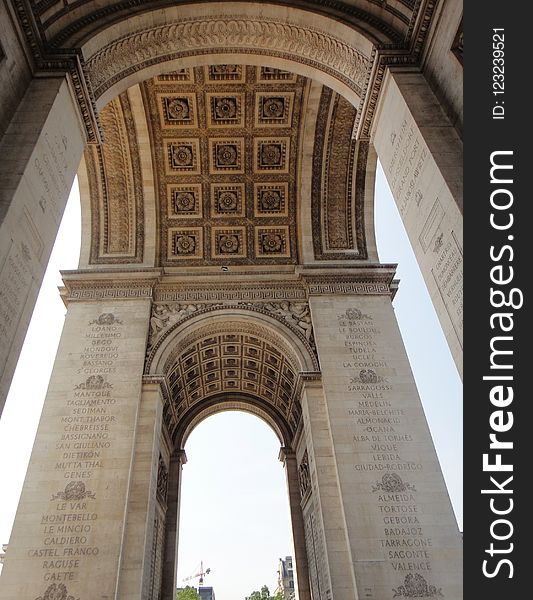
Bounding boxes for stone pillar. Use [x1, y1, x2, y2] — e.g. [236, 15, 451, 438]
[0, 76, 85, 415]
[299, 376, 358, 600]
[279, 448, 311, 600]
[0, 293, 153, 600]
[305, 280, 463, 599]
[160, 449, 187, 600]
[116, 379, 165, 598]
[371, 68, 463, 377]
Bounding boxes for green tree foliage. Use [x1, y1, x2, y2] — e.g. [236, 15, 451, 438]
[176, 586, 201, 600]
[245, 585, 283, 600]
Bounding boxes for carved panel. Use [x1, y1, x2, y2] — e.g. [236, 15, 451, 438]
[157, 92, 198, 128]
[85, 92, 144, 263]
[206, 93, 245, 127]
[312, 87, 368, 260]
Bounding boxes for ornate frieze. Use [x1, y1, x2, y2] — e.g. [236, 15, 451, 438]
[146, 300, 318, 368]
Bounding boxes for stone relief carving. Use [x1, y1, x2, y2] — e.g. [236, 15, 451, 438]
[35, 584, 79, 600]
[74, 375, 113, 390]
[86, 18, 370, 98]
[51, 481, 96, 501]
[89, 313, 122, 325]
[298, 450, 311, 498]
[351, 369, 387, 384]
[149, 303, 209, 347]
[148, 301, 315, 351]
[392, 574, 443, 598]
[371, 473, 416, 494]
[156, 455, 169, 503]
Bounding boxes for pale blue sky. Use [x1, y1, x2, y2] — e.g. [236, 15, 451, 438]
[0, 164, 462, 599]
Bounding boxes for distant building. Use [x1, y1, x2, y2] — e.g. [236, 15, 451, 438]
[277, 556, 295, 600]
[198, 587, 215, 600]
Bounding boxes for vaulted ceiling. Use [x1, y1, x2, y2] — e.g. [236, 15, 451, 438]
[81, 64, 373, 268]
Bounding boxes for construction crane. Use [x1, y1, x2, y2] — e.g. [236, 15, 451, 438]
[182, 561, 211, 586]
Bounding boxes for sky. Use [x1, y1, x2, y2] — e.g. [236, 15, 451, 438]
[0, 164, 462, 598]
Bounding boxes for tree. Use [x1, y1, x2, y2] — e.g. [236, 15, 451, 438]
[176, 586, 201, 600]
[245, 585, 283, 600]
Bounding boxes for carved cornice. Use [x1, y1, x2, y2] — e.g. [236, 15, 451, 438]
[60, 269, 161, 302]
[300, 265, 397, 296]
[62, 280, 156, 301]
[44, 1, 404, 48]
[154, 283, 307, 303]
[10, 0, 102, 143]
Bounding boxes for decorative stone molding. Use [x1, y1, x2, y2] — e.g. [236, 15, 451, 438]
[85, 92, 144, 263]
[154, 283, 307, 303]
[302, 268, 397, 296]
[312, 88, 369, 260]
[62, 282, 155, 301]
[85, 17, 371, 100]
[60, 270, 161, 302]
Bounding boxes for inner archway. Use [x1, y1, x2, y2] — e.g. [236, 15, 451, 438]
[177, 411, 295, 600]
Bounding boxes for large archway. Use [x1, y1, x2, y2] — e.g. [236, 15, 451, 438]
[0, 1, 462, 415]
[0, 1, 462, 599]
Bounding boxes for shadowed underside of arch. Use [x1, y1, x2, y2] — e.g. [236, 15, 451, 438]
[13, 1, 438, 145]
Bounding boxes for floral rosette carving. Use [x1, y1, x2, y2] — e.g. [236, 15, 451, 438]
[174, 192, 196, 212]
[172, 145, 193, 166]
[51, 481, 96, 501]
[263, 97, 285, 118]
[260, 144, 282, 165]
[216, 144, 238, 165]
[35, 583, 79, 600]
[215, 97, 237, 119]
[218, 234, 240, 254]
[372, 473, 416, 494]
[167, 98, 190, 120]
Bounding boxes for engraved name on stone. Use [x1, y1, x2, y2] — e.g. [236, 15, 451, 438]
[34, 314, 124, 586]
[336, 309, 435, 579]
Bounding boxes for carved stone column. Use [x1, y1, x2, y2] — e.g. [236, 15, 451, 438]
[0, 276, 156, 600]
[371, 68, 463, 377]
[0, 76, 85, 416]
[160, 449, 187, 600]
[279, 447, 311, 600]
[303, 271, 463, 599]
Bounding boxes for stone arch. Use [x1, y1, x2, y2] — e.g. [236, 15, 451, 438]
[79, 3, 377, 134]
[146, 308, 319, 445]
[147, 305, 319, 374]
[146, 308, 317, 599]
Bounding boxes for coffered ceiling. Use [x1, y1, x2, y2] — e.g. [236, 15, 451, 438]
[143, 65, 305, 266]
[82, 63, 371, 268]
